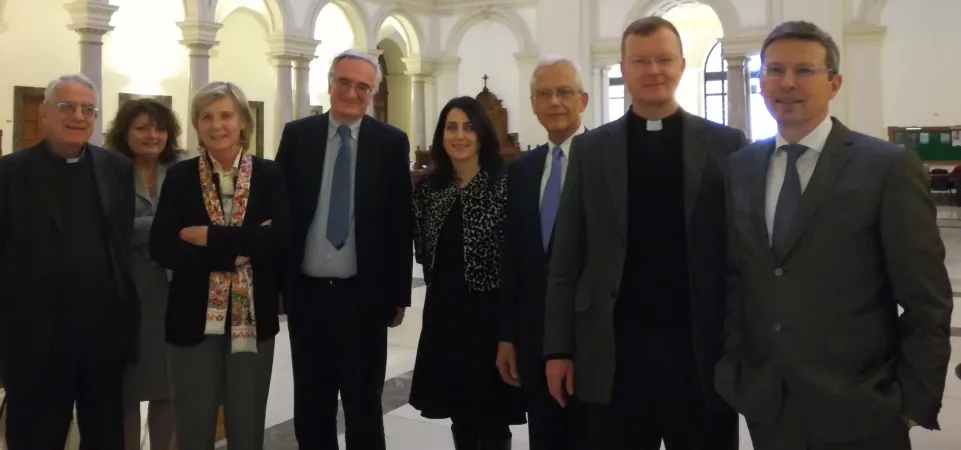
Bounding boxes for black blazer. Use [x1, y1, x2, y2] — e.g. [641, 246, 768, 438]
[498, 144, 553, 374]
[0, 142, 139, 388]
[149, 155, 291, 347]
[275, 113, 413, 326]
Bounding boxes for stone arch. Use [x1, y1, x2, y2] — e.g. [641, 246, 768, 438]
[370, 7, 424, 56]
[219, 6, 272, 33]
[624, 0, 742, 35]
[306, 0, 369, 49]
[209, 0, 292, 33]
[445, 7, 534, 57]
[857, 0, 886, 25]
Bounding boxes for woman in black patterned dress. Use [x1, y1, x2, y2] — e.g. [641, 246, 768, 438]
[410, 96, 525, 450]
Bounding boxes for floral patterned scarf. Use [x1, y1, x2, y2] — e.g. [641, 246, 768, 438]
[199, 150, 258, 353]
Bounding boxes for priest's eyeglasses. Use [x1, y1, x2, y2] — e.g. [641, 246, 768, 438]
[332, 77, 373, 97]
[761, 65, 834, 79]
[57, 102, 99, 119]
[533, 88, 579, 103]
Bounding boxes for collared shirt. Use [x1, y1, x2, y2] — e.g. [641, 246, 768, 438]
[765, 115, 834, 238]
[539, 127, 584, 207]
[209, 150, 242, 223]
[301, 116, 362, 278]
[44, 141, 88, 164]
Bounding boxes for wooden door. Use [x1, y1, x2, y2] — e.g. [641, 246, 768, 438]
[14, 86, 46, 151]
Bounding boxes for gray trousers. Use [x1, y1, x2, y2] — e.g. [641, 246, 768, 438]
[169, 335, 275, 450]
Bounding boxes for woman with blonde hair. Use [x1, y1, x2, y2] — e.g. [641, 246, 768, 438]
[149, 81, 290, 450]
[106, 97, 186, 450]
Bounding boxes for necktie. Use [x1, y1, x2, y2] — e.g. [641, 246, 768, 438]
[771, 144, 807, 258]
[326, 125, 352, 249]
[540, 146, 564, 251]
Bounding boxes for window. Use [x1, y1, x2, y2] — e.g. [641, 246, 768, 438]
[607, 64, 625, 122]
[748, 54, 778, 140]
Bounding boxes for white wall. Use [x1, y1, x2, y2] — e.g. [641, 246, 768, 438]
[881, 0, 961, 127]
[310, 3, 355, 113]
[456, 20, 521, 135]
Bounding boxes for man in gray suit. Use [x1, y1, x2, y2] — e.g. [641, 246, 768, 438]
[715, 21, 953, 450]
[544, 17, 748, 449]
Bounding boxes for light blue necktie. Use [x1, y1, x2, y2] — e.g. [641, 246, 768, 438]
[771, 144, 807, 259]
[540, 146, 564, 251]
[326, 125, 352, 249]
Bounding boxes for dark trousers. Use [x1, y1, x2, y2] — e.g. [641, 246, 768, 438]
[747, 416, 911, 450]
[4, 327, 124, 450]
[289, 276, 389, 450]
[522, 361, 581, 450]
[585, 328, 737, 450]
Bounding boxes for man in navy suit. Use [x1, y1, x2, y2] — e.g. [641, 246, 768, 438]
[496, 55, 588, 450]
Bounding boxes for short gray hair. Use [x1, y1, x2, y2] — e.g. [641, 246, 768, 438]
[190, 81, 255, 151]
[761, 21, 841, 78]
[327, 50, 382, 94]
[529, 55, 584, 93]
[44, 74, 99, 104]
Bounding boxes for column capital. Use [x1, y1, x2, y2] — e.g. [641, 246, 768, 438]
[268, 34, 321, 60]
[843, 24, 886, 43]
[64, 1, 118, 35]
[177, 20, 222, 49]
[401, 56, 439, 76]
[590, 39, 620, 68]
[349, 48, 383, 59]
[432, 57, 461, 74]
[717, 34, 765, 59]
[513, 51, 540, 65]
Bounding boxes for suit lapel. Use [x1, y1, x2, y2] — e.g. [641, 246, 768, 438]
[303, 113, 330, 220]
[354, 116, 375, 213]
[779, 120, 854, 260]
[89, 147, 114, 221]
[25, 144, 63, 232]
[604, 115, 629, 233]
[681, 112, 708, 226]
[751, 140, 776, 247]
[525, 145, 549, 257]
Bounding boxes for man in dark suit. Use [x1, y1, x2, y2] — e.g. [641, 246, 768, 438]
[497, 55, 588, 450]
[543, 17, 748, 449]
[715, 21, 953, 450]
[275, 50, 413, 450]
[0, 74, 139, 449]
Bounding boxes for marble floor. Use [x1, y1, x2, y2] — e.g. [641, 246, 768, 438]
[128, 206, 961, 448]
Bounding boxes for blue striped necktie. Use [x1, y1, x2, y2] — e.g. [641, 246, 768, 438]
[771, 144, 807, 258]
[540, 146, 564, 251]
[326, 125, 352, 249]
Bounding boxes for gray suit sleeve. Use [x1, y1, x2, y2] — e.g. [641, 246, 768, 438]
[544, 136, 588, 357]
[880, 148, 953, 429]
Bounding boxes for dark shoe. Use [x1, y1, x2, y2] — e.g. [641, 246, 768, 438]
[955, 363, 961, 380]
[452, 427, 478, 450]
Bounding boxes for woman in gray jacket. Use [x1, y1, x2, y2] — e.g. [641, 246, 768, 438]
[106, 98, 188, 450]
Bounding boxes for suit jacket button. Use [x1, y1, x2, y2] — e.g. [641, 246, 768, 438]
[774, 268, 784, 276]
[772, 323, 782, 332]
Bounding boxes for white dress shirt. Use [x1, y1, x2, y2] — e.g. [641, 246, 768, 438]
[539, 127, 584, 207]
[764, 115, 834, 240]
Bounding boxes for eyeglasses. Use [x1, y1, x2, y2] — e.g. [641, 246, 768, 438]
[57, 102, 99, 119]
[626, 56, 680, 71]
[532, 88, 580, 103]
[332, 77, 373, 97]
[761, 65, 834, 79]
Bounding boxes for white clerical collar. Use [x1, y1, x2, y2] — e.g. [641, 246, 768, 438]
[647, 120, 663, 131]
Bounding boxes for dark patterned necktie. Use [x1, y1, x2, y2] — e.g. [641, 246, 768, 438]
[326, 125, 351, 249]
[772, 144, 807, 259]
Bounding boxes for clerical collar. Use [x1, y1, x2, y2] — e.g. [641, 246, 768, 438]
[627, 106, 683, 132]
[44, 140, 88, 164]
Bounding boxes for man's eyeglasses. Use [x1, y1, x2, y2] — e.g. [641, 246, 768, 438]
[761, 65, 834, 79]
[57, 102, 99, 119]
[332, 78, 373, 97]
[532, 88, 580, 103]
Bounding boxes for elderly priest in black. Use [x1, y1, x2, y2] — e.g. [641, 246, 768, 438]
[0, 74, 139, 449]
[543, 17, 749, 450]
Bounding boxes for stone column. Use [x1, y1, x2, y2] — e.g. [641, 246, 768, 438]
[294, 57, 313, 118]
[178, 20, 222, 152]
[842, 25, 886, 138]
[272, 56, 294, 150]
[65, 1, 119, 146]
[514, 51, 544, 148]
[723, 53, 751, 138]
[402, 57, 437, 151]
[595, 65, 610, 125]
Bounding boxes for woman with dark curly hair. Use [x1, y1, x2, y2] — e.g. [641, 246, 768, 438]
[410, 96, 525, 450]
[105, 97, 186, 450]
